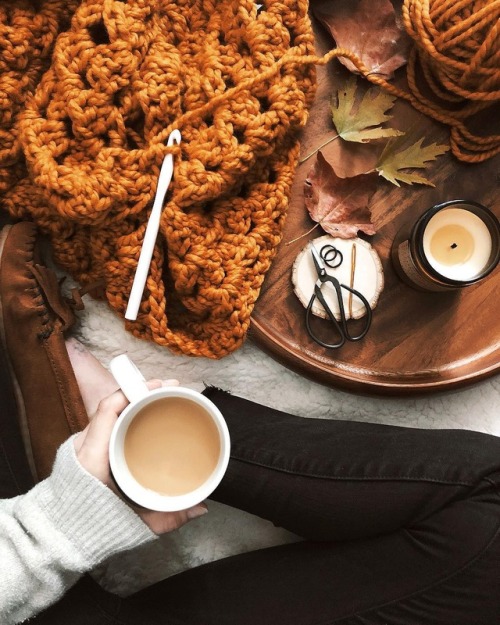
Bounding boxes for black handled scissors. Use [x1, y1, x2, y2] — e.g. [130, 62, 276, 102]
[306, 244, 372, 349]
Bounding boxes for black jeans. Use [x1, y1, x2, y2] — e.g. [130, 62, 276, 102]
[2, 385, 500, 624]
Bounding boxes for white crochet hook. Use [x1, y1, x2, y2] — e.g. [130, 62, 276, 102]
[125, 129, 182, 321]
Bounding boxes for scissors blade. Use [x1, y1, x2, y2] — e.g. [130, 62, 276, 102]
[310, 244, 327, 277]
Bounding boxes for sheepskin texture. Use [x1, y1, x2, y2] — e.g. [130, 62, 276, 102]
[71, 291, 500, 596]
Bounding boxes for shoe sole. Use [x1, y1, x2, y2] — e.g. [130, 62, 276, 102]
[0, 225, 38, 481]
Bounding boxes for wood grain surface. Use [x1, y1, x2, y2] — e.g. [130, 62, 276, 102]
[249, 25, 500, 396]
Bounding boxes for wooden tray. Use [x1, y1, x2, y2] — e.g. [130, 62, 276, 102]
[250, 29, 500, 396]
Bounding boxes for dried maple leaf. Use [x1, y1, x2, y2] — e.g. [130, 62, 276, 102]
[375, 133, 450, 186]
[331, 76, 404, 143]
[300, 77, 403, 163]
[312, 0, 412, 79]
[304, 151, 377, 238]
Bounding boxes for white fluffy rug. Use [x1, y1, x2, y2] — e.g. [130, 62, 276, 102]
[72, 292, 500, 596]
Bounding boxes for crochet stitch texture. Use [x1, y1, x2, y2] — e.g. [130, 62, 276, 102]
[2, 0, 317, 358]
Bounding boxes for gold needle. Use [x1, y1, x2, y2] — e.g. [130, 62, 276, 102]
[348, 243, 356, 318]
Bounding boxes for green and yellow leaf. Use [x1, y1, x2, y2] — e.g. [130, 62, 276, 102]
[375, 133, 450, 186]
[331, 76, 404, 143]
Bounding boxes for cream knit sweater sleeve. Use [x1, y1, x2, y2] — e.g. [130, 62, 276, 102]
[0, 437, 156, 624]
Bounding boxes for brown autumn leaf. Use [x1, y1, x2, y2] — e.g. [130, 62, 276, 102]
[304, 152, 377, 238]
[311, 0, 412, 79]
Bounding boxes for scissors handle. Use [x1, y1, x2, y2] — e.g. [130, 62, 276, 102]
[338, 283, 372, 341]
[305, 279, 372, 349]
[305, 284, 346, 349]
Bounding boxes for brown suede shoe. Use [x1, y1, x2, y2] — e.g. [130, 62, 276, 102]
[0, 222, 88, 482]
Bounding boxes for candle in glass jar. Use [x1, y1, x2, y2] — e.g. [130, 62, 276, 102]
[422, 208, 492, 281]
[391, 200, 500, 292]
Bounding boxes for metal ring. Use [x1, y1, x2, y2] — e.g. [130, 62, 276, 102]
[320, 244, 343, 269]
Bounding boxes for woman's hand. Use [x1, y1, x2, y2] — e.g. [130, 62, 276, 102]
[73, 380, 208, 534]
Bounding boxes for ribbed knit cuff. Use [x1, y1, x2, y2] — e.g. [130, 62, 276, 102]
[37, 437, 156, 568]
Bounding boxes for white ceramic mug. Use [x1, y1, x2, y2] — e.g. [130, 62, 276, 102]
[108, 354, 230, 512]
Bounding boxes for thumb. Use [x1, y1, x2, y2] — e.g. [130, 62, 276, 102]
[83, 379, 164, 453]
[74, 380, 163, 481]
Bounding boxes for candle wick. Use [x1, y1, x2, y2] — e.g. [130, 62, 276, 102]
[450, 243, 458, 249]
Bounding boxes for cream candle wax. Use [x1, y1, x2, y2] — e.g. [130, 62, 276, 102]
[391, 200, 500, 292]
[422, 207, 492, 281]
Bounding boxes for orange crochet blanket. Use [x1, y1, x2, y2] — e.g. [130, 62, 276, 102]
[1, 0, 316, 358]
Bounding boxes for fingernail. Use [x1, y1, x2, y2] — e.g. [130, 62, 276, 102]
[187, 504, 208, 520]
[162, 379, 180, 387]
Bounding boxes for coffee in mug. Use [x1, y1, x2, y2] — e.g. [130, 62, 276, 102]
[108, 355, 230, 511]
[124, 396, 221, 496]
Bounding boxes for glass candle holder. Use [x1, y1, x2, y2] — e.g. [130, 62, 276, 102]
[391, 200, 500, 292]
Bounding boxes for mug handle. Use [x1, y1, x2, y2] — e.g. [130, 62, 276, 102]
[109, 354, 150, 404]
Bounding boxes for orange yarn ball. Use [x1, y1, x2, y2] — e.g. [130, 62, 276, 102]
[404, 0, 500, 103]
[402, 0, 500, 161]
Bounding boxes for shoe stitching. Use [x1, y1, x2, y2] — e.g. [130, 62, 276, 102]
[44, 340, 82, 434]
[32, 282, 52, 322]
[21, 227, 62, 333]
[28, 271, 67, 339]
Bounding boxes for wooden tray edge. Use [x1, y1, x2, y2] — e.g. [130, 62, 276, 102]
[249, 318, 500, 397]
